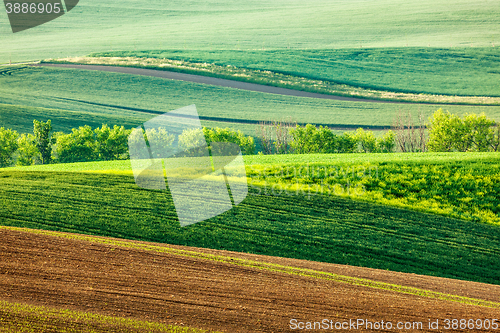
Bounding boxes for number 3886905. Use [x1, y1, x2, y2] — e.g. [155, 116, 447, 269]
[5, 2, 62, 14]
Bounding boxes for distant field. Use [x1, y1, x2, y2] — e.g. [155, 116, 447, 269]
[1, 0, 499, 64]
[1, 168, 499, 285]
[91, 47, 500, 97]
[2, 66, 500, 137]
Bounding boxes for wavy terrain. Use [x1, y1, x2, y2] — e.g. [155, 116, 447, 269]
[0, 226, 499, 332]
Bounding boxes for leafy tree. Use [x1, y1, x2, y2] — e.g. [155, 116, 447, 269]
[289, 124, 318, 154]
[427, 109, 497, 152]
[33, 119, 52, 164]
[178, 128, 206, 157]
[290, 124, 358, 154]
[0, 127, 19, 167]
[144, 127, 175, 158]
[55, 125, 96, 163]
[95, 124, 131, 160]
[203, 127, 255, 155]
[16, 133, 38, 166]
[351, 128, 378, 153]
[462, 113, 495, 152]
[377, 130, 396, 153]
[336, 133, 358, 153]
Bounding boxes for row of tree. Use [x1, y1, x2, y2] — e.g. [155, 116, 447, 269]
[0, 121, 255, 167]
[0, 109, 498, 167]
[257, 109, 500, 155]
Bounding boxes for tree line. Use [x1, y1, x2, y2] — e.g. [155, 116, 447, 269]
[0, 121, 255, 167]
[0, 109, 498, 167]
[257, 109, 500, 155]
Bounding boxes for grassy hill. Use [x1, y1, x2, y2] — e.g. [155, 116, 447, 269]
[92, 47, 500, 97]
[2, 153, 499, 285]
[1, 0, 499, 64]
[2, 66, 500, 137]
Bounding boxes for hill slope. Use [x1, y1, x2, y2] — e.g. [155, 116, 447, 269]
[1, 0, 499, 64]
[1, 227, 499, 332]
[1, 169, 499, 285]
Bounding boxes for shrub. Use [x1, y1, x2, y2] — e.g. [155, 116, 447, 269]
[95, 124, 131, 160]
[16, 133, 38, 166]
[290, 124, 358, 154]
[204, 127, 255, 155]
[55, 125, 96, 163]
[0, 127, 19, 167]
[427, 109, 498, 152]
[377, 130, 396, 153]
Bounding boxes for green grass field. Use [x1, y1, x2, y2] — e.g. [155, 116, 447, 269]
[2, 153, 500, 285]
[1, 0, 499, 64]
[1, 169, 499, 285]
[91, 47, 500, 98]
[9, 152, 500, 225]
[2, 66, 500, 137]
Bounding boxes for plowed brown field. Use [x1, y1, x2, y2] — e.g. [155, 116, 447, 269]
[0, 227, 498, 332]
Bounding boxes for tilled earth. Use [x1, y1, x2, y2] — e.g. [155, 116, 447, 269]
[0, 227, 498, 332]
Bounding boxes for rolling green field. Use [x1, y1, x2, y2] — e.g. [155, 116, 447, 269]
[2, 66, 500, 137]
[2, 152, 500, 285]
[92, 47, 500, 97]
[1, 0, 499, 64]
[9, 152, 500, 225]
[1, 169, 499, 285]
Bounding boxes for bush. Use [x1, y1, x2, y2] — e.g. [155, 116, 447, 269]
[427, 109, 498, 152]
[377, 130, 396, 153]
[55, 125, 96, 163]
[95, 125, 131, 160]
[179, 127, 255, 156]
[0, 127, 19, 167]
[16, 133, 38, 166]
[290, 125, 378, 154]
[204, 127, 255, 155]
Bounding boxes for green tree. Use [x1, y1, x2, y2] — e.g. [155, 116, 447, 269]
[462, 113, 496, 152]
[178, 128, 206, 157]
[55, 125, 96, 163]
[16, 133, 38, 166]
[377, 130, 396, 153]
[203, 127, 255, 155]
[427, 109, 497, 152]
[0, 127, 19, 167]
[145, 127, 175, 158]
[426, 109, 457, 152]
[95, 124, 131, 160]
[290, 124, 357, 154]
[33, 119, 52, 164]
[351, 128, 378, 153]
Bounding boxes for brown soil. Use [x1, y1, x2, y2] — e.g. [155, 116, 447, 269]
[0, 227, 498, 332]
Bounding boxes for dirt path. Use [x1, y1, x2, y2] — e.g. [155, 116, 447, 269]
[0, 227, 498, 332]
[33, 63, 407, 104]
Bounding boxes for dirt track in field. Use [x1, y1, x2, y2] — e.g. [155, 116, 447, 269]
[0, 227, 499, 332]
[33, 63, 401, 104]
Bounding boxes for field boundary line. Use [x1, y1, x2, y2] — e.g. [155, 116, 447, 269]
[36, 59, 500, 106]
[3, 226, 499, 309]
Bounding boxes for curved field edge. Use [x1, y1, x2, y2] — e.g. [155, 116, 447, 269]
[2, 226, 499, 310]
[42, 56, 500, 106]
[0, 299, 219, 333]
[1, 169, 499, 286]
[8, 152, 500, 225]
